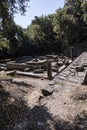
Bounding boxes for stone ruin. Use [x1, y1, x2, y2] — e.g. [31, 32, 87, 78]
[1, 53, 87, 130]
[48, 52, 87, 89]
[0, 55, 72, 79]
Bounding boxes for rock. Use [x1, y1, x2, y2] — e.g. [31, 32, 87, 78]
[0, 67, 7, 71]
[41, 89, 53, 96]
[64, 59, 69, 65]
[68, 59, 72, 64]
[40, 78, 44, 80]
[75, 66, 84, 72]
[24, 68, 30, 72]
[58, 61, 63, 66]
[7, 62, 27, 71]
[0, 64, 7, 67]
[83, 63, 87, 67]
[7, 70, 16, 76]
[39, 56, 46, 60]
[38, 96, 44, 102]
[33, 69, 44, 73]
[48, 81, 55, 85]
[51, 62, 57, 67]
[32, 59, 38, 62]
[52, 67, 59, 73]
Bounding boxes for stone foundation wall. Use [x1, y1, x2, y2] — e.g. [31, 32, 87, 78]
[7, 62, 27, 71]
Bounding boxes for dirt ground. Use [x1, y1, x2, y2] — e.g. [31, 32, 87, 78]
[0, 71, 87, 130]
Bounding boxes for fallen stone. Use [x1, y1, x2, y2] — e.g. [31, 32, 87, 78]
[64, 59, 69, 65]
[52, 67, 58, 73]
[75, 66, 84, 72]
[0, 67, 7, 71]
[41, 89, 53, 96]
[59, 65, 66, 72]
[58, 61, 63, 66]
[33, 69, 44, 73]
[7, 62, 27, 71]
[15, 71, 46, 78]
[39, 56, 46, 60]
[7, 70, 16, 76]
[48, 81, 55, 85]
[68, 59, 72, 64]
[24, 68, 31, 72]
[83, 63, 87, 67]
[0, 64, 7, 67]
[32, 58, 38, 62]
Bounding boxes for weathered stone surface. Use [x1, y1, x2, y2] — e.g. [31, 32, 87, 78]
[15, 56, 32, 63]
[47, 60, 52, 80]
[58, 75, 66, 80]
[39, 56, 46, 60]
[52, 67, 58, 73]
[83, 63, 87, 67]
[64, 59, 69, 65]
[27, 60, 47, 70]
[0, 63, 7, 67]
[33, 69, 44, 73]
[1, 52, 87, 130]
[32, 58, 38, 62]
[0, 67, 7, 71]
[24, 68, 31, 72]
[58, 61, 63, 66]
[75, 65, 84, 72]
[7, 62, 27, 71]
[7, 70, 17, 76]
[50, 52, 87, 88]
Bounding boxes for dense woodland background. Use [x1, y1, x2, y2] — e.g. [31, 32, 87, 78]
[0, 0, 87, 59]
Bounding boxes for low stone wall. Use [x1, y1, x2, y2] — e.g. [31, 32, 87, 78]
[26, 60, 47, 69]
[7, 60, 47, 71]
[7, 62, 27, 71]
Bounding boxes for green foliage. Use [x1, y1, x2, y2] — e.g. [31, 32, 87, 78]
[24, 0, 87, 55]
[0, 20, 24, 57]
[24, 15, 61, 54]
[0, 0, 29, 58]
[26, 24, 44, 44]
[0, 0, 87, 58]
[53, 0, 87, 50]
[0, 0, 29, 19]
[0, 35, 9, 48]
[0, 34, 10, 58]
[81, 0, 87, 23]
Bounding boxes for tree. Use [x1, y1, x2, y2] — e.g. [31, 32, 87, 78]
[7, 23, 24, 56]
[25, 24, 45, 53]
[0, 0, 29, 57]
[0, 0, 29, 40]
[66, 0, 87, 41]
[53, 0, 87, 50]
[0, 0, 29, 25]
[81, 0, 87, 23]
[0, 34, 10, 58]
[31, 15, 59, 53]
